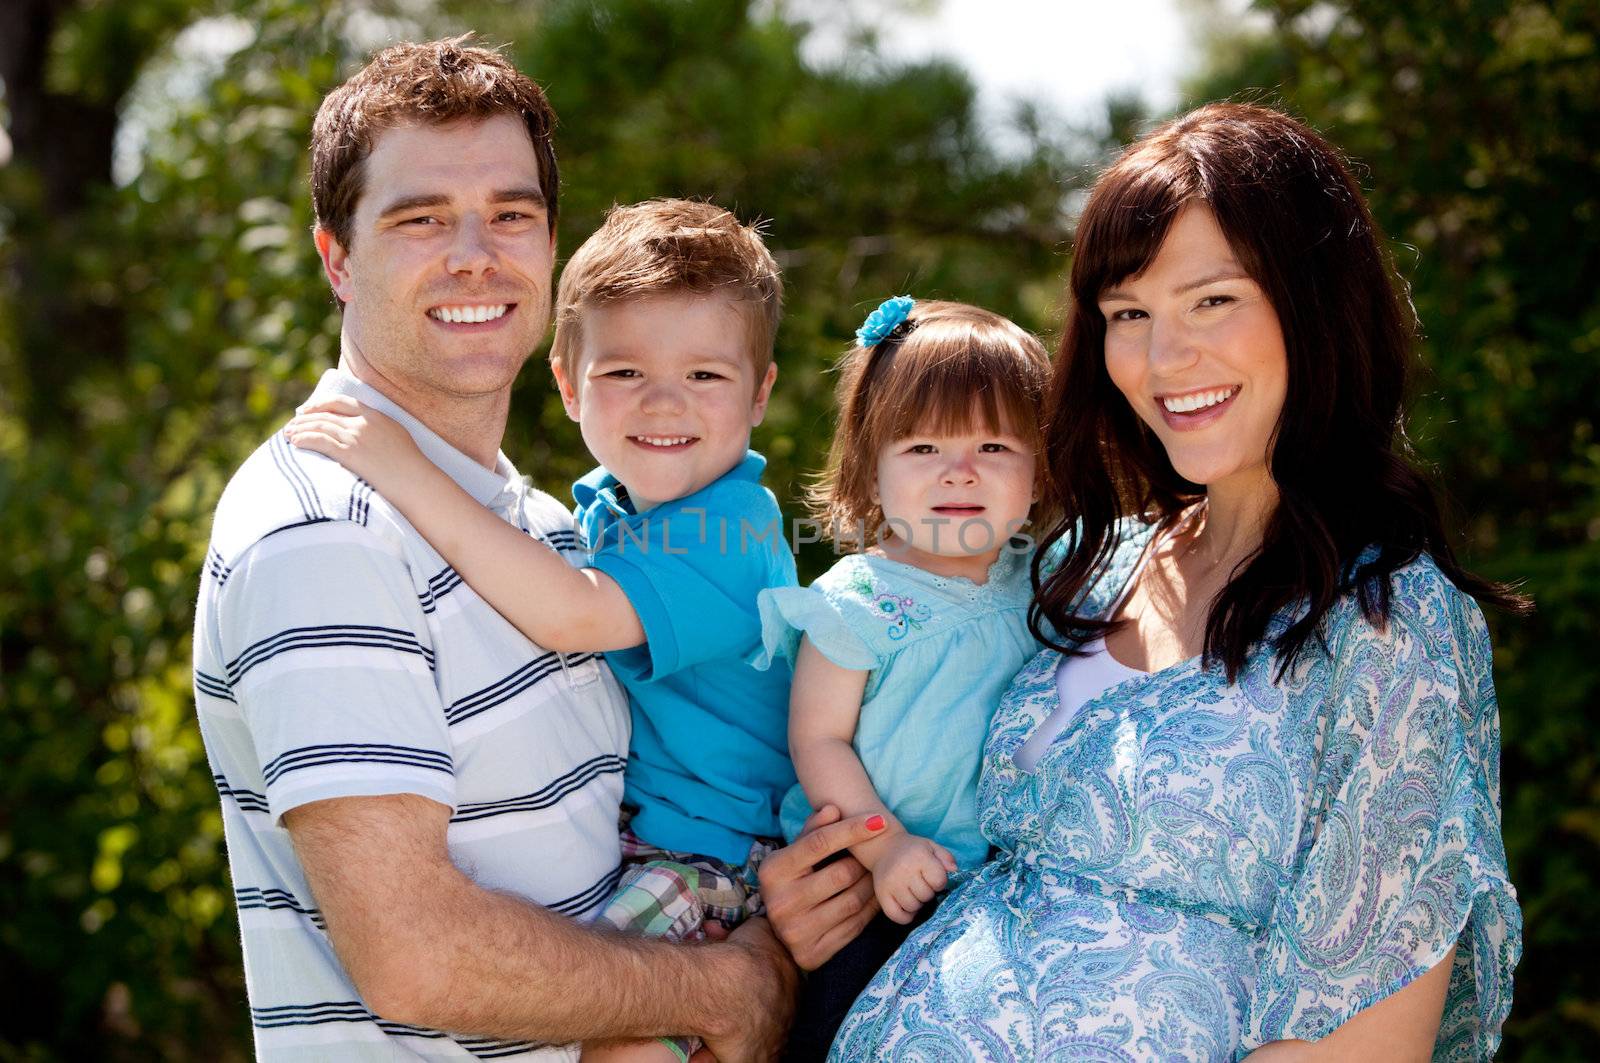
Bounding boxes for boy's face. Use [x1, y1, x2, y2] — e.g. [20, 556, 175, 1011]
[553, 293, 777, 511]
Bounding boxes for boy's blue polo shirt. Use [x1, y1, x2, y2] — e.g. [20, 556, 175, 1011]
[573, 450, 798, 864]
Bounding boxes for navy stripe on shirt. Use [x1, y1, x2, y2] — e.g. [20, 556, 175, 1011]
[212, 772, 270, 813]
[269, 432, 325, 522]
[546, 863, 624, 918]
[194, 670, 235, 702]
[225, 624, 436, 683]
[443, 651, 597, 727]
[251, 1001, 545, 1054]
[260, 742, 453, 787]
[347, 477, 374, 526]
[418, 564, 467, 614]
[251, 1000, 438, 1036]
[451, 754, 626, 824]
[539, 529, 579, 551]
[206, 547, 233, 587]
[460, 1038, 550, 1059]
[235, 886, 326, 929]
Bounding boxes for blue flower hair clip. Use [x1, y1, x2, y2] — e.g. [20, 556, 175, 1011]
[855, 295, 916, 348]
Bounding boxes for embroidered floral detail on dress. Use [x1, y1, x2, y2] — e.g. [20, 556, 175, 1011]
[849, 570, 933, 640]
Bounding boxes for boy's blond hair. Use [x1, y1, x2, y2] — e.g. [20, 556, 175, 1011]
[551, 199, 783, 383]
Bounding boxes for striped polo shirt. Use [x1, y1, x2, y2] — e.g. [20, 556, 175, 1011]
[193, 369, 631, 1061]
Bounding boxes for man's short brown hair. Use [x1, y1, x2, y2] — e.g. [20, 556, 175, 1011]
[550, 199, 783, 383]
[311, 36, 558, 250]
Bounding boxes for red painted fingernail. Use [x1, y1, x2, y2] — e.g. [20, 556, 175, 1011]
[865, 815, 885, 831]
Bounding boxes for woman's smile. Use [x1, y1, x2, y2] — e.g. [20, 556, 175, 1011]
[1155, 384, 1242, 430]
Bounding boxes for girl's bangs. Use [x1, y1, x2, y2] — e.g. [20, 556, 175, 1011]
[868, 340, 1044, 447]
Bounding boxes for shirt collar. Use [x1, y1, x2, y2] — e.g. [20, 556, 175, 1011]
[573, 449, 767, 519]
[309, 368, 525, 511]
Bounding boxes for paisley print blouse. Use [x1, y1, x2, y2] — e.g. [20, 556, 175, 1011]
[831, 529, 1520, 1061]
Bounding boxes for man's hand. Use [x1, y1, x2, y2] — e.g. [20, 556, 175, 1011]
[757, 806, 884, 970]
[869, 832, 956, 925]
[699, 918, 798, 1063]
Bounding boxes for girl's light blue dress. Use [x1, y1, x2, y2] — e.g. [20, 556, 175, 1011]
[757, 547, 1038, 869]
[832, 525, 1521, 1061]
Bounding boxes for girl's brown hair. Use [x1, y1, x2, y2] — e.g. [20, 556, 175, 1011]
[810, 300, 1052, 543]
[1031, 102, 1528, 680]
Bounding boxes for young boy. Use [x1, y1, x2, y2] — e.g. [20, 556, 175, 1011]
[287, 199, 798, 1059]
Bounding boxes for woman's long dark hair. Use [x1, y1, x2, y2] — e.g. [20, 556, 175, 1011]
[1031, 102, 1528, 680]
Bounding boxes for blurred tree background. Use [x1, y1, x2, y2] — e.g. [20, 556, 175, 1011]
[0, 0, 1593, 1058]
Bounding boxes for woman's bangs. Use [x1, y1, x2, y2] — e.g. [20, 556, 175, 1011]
[1073, 158, 1194, 304]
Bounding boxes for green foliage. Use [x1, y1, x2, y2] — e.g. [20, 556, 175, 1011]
[1186, 2, 1600, 1057]
[2, 4, 399, 1056]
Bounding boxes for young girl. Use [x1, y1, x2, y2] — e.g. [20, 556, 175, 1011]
[757, 297, 1052, 1059]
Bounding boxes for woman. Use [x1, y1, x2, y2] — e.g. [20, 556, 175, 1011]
[826, 103, 1524, 1060]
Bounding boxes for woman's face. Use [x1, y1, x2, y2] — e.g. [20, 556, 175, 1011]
[1098, 204, 1287, 499]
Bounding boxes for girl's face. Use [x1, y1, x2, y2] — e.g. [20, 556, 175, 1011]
[1098, 204, 1288, 500]
[873, 412, 1036, 580]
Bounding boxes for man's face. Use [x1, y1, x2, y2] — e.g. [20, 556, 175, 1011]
[316, 114, 556, 403]
[552, 294, 777, 511]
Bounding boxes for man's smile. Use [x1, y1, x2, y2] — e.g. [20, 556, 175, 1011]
[426, 302, 517, 329]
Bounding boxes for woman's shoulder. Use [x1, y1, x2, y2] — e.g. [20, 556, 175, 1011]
[1331, 549, 1489, 646]
[1093, 518, 1160, 614]
[1308, 550, 1496, 704]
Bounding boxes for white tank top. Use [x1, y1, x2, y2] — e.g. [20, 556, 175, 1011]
[1013, 507, 1203, 774]
[1011, 637, 1143, 772]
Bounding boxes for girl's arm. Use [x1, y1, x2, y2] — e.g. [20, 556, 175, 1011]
[787, 637, 884, 850]
[789, 638, 955, 922]
[286, 397, 643, 653]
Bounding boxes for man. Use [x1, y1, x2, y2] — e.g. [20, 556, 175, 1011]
[192, 38, 875, 1061]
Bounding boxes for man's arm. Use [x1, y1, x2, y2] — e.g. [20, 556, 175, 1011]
[285, 793, 796, 1060]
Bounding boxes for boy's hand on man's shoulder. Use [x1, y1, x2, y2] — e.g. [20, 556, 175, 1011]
[285, 394, 422, 484]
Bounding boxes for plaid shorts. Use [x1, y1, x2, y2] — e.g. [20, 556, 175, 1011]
[597, 825, 781, 1062]
[601, 826, 780, 940]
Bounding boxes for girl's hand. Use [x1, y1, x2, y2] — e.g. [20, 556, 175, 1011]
[870, 832, 957, 924]
[285, 396, 422, 486]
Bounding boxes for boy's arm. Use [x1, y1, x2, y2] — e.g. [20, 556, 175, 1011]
[286, 398, 643, 652]
[285, 792, 795, 1059]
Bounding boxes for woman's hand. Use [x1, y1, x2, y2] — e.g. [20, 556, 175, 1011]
[285, 395, 423, 487]
[757, 805, 884, 970]
[869, 832, 956, 925]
